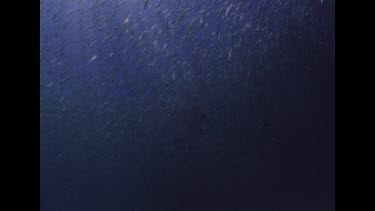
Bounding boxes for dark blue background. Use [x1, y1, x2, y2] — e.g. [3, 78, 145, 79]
[40, 0, 335, 210]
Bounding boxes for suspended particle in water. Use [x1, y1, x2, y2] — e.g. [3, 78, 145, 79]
[89, 55, 97, 63]
[124, 17, 129, 25]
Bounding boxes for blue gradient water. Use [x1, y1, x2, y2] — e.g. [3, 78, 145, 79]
[40, 0, 335, 210]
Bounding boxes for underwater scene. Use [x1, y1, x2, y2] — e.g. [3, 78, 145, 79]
[40, 0, 335, 210]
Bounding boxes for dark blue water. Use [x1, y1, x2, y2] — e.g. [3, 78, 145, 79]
[40, 0, 335, 210]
